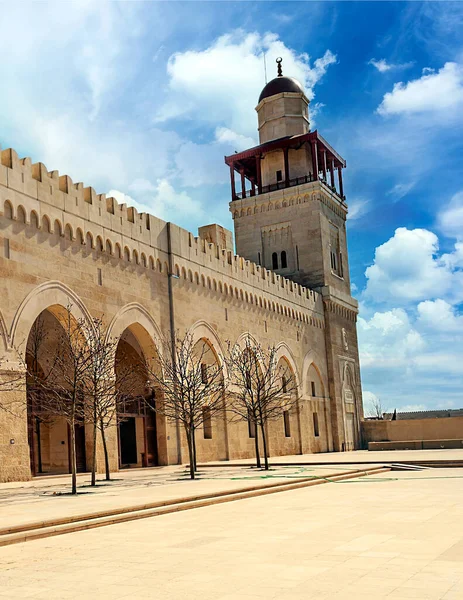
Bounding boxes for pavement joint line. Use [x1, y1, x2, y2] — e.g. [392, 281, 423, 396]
[0, 466, 389, 547]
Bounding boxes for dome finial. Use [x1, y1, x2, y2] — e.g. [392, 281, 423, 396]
[276, 57, 283, 77]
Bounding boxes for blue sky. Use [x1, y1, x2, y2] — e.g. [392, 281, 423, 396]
[1, 1, 462, 413]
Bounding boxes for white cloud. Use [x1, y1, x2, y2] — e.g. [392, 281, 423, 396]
[156, 30, 336, 138]
[377, 62, 463, 116]
[368, 58, 413, 73]
[416, 299, 463, 332]
[386, 182, 414, 201]
[347, 198, 370, 223]
[109, 179, 204, 225]
[364, 227, 463, 304]
[358, 308, 425, 369]
[437, 191, 463, 240]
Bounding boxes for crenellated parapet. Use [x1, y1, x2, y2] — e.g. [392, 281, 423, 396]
[0, 146, 324, 326]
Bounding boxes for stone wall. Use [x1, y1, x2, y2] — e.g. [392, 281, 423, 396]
[0, 146, 349, 483]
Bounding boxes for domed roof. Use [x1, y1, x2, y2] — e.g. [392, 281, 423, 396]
[258, 76, 304, 103]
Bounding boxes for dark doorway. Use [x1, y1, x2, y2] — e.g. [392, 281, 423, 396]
[75, 424, 87, 473]
[120, 418, 137, 465]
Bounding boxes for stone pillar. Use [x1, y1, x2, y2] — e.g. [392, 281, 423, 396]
[240, 170, 246, 199]
[0, 368, 31, 482]
[229, 164, 236, 200]
[256, 155, 262, 194]
[338, 167, 344, 198]
[329, 159, 335, 188]
[321, 149, 327, 181]
[311, 140, 319, 180]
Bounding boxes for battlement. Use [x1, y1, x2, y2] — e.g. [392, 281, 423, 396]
[0, 145, 324, 321]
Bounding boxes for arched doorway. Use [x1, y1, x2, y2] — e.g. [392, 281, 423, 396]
[115, 324, 166, 468]
[26, 309, 87, 476]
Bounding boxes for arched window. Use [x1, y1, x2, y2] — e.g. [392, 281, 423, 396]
[272, 252, 278, 270]
[281, 251, 287, 269]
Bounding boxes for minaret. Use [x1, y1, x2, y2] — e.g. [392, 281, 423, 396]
[225, 59, 363, 452]
[225, 58, 349, 295]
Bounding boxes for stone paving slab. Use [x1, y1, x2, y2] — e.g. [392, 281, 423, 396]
[0, 462, 379, 533]
[0, 468, 462, 599]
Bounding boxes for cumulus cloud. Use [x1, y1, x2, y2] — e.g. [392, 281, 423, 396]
[377, 62, 463, 116]
[416, 299, 463, 332]
[156, 30, 336, 138]
[364, 227, 463, 304]
[368, 58, 413, 73]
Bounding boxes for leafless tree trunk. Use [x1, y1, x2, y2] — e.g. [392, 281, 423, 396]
[143, 331, 224, 480]
[225, 336, 298, 470]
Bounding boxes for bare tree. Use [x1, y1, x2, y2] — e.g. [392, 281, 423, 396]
[225, 336, 298, 470]
[80, 317, 138, 484]
[143, 331, 225, 480]
[30, 308, 93, 494]
[366, 396, 387, 420]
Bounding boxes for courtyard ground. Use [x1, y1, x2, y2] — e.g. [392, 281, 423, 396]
[0, 453, 462, 598]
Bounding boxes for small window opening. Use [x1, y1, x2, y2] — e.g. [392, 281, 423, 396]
[282, 376, 287, 394]
[284, 411, 291, 437]
[313, 412, 320, 437]
[296, 245, 299, 270]
[276, 170, 282, 182]
[311, 381, 316, 397]
[4, 238, 10, 259]
[225, 307, 228, 321]
[201, 363, 208, 384]
[258, 252, 261, 265]
[272, 252, 278, 270]
[97, 268, 102, 286]
[281, 251, 287, 269]
[203, 407, 212, 439]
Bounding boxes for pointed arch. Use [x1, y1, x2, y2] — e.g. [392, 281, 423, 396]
[10, 281, 93, 356]
[302, 349, 328, 398]
[106, 303, 163, 355]
[188, 320, 228, 377]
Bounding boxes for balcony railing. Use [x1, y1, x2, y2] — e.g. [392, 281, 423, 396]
[234, 174, 345, 202]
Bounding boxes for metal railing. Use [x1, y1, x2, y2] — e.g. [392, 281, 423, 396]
[234, 174, 344, 201]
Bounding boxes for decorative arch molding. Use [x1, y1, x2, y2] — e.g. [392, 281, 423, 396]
[187, 320, 228, 377]
[0, 308, 10, 352]
[301, 349, 329, 398]
[10, 280, 94, 355]
[274, 341, 301, 391]
[234, 331, 262, 350]
[105, 303, 163, 357]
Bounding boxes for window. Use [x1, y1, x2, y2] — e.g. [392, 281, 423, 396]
[201, 363, 208, 384]
[281, 251, 287, 269]
[3, 238, 10, 259]
[329, 223, 343, 278]
[248, 409, 256, 438]
[284, 411, 291, 437]
[257, 252, 261, 265]
[311, 381, 316, 397]
[272, 252, 278, 269]
[296, 245, 299, 270]
[97, 268, 102, 286]
[282, 376, 287, 394]
[276, 170, 282, 182]
[203, 407, 212, 439]
[313, 412, 320, 437]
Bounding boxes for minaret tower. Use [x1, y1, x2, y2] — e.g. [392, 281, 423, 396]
[225, 59, 363, 451]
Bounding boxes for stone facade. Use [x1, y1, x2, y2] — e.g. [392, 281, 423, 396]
[0, 71, 363, 482]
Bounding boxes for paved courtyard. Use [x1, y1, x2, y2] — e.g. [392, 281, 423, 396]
[1, 467, 462, 599]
